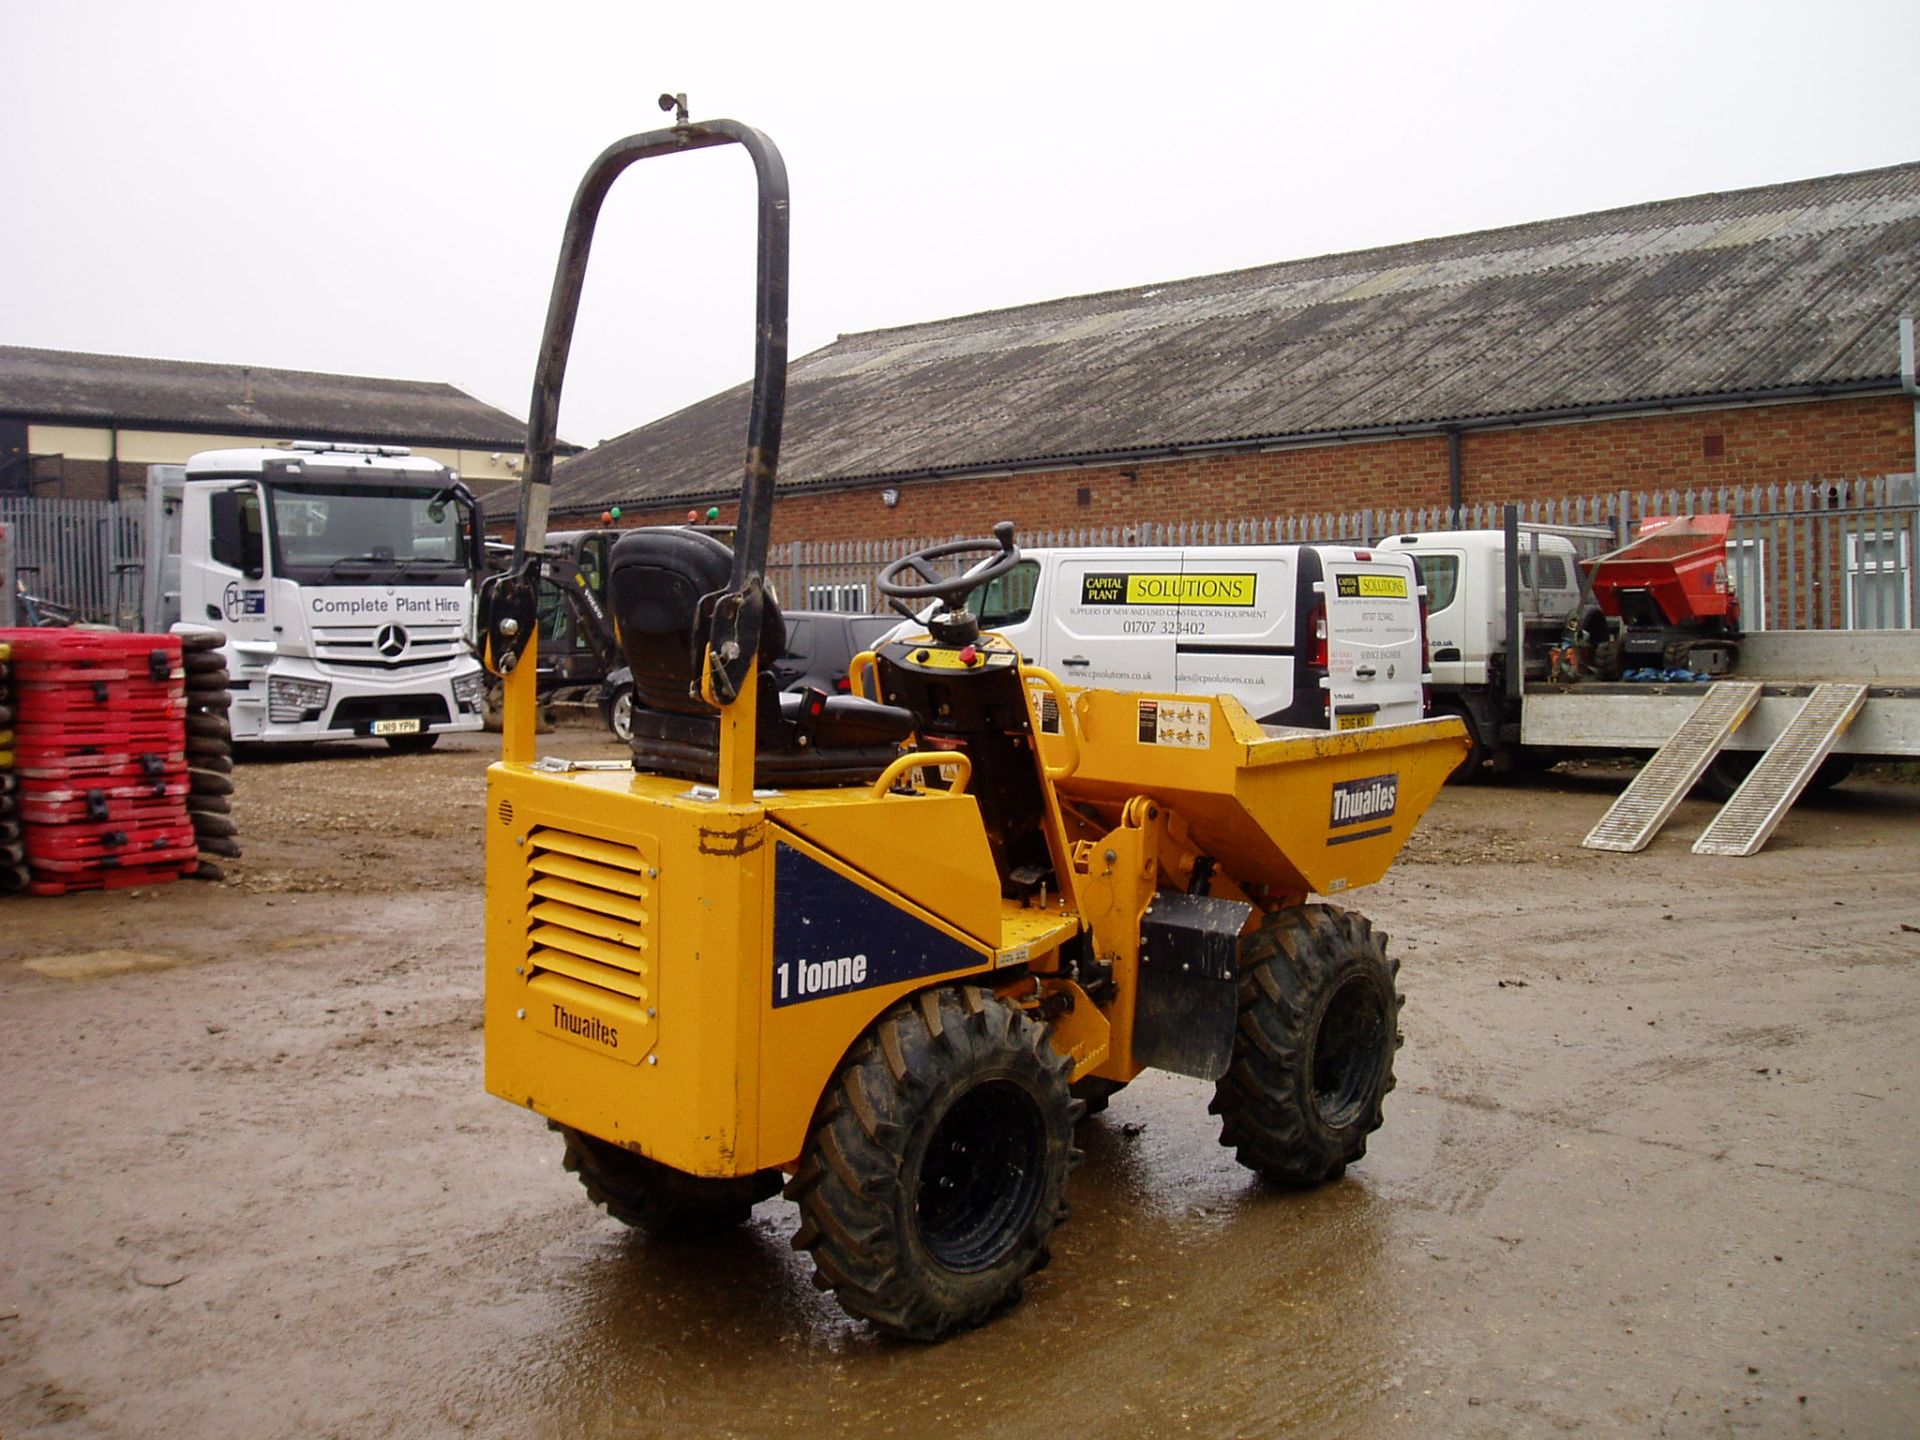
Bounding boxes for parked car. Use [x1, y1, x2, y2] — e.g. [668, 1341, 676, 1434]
[599, 609, 899, 742]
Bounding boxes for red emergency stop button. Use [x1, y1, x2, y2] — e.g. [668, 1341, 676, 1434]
[959, 644, 979, 666]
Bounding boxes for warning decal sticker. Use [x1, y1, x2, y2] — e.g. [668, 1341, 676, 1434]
[1137, 698, 1211, 748]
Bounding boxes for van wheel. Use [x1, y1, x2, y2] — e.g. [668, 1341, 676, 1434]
[559, 1126, 780, 1236]
[384, 732, 438, 754]
[787, 986, 1079, 1340]
[1210, 905, 1401, 1187]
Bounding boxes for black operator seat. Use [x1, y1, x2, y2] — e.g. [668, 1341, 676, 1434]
[605, 527, 916, 784]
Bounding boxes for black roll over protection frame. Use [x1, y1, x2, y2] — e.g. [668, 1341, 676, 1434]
[479, 96, 789, 708]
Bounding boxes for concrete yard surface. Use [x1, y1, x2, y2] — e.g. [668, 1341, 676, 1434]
[1, 732, 1916, 1438]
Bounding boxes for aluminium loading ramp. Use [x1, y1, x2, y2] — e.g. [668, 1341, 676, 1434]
[1582, 681, 1762, 853]
[1692, 683, 1868, 857]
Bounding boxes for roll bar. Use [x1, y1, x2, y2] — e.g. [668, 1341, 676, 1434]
[482, 105, 789, 707]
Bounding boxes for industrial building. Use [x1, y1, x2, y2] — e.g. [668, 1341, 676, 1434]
[0, 346, 547, 500]
[541, 161, 1920, 543]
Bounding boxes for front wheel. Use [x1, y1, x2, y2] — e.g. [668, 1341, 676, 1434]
[1210, 904, 1402, 1187]
[787, 986, 1078, 1340]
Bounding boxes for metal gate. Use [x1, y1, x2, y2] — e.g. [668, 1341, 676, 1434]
[0, 497, 146, 626]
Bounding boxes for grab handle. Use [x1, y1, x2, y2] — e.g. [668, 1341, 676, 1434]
[870, 751, 974, 800]
[1021, 665, 1082, 781]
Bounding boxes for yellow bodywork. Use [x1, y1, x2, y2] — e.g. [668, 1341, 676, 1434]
[483, 638, 1465, 1180]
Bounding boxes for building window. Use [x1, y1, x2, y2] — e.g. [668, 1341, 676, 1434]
[1727, 537, 1769, 632]
[1845, 530, 1912, 629]
[805, 582, 870, 613]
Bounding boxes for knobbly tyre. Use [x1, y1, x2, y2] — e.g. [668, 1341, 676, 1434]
[479, 108, 1468, 1340]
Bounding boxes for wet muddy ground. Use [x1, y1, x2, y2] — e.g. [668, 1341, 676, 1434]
[2, 726, 1916, 1438]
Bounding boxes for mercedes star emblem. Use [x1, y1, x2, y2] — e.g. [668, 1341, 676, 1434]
[375, 624, 409, 659]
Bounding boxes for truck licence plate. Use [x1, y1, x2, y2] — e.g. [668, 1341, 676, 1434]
[372, 718, 423, 736]
[1336, 713, 1375, 731]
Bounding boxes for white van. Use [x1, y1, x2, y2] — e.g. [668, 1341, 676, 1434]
[959, 545, 1428, 730]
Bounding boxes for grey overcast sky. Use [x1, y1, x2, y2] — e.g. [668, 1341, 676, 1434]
[4, 1, 1916, 453]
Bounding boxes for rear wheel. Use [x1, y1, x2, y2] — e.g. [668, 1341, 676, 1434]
[787, 986, 1078, 1340]
[1695, 750, 1755, 801]
[558, 1125, 780, 1237]
[1807, 754, 1854, 792]
[1210, 904, 1401, 1187]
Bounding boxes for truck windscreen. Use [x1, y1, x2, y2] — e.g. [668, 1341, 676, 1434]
[265, 481, 469, 585]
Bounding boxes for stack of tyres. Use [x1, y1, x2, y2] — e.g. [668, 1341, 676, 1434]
[179, 632, 240, 879]
[0, 639, 24, 895]
[0, 629, 197, 895]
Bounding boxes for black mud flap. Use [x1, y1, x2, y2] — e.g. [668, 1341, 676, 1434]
[1134, 891, 1254, 1081]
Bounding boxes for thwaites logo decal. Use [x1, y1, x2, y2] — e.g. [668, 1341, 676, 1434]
[771, 842, 976, 1007]
[1334, 573, 1410, 600]
[549, 1002, 619, 1051]
[1329, 773, 1399, 844]
[1080, 573, 1258, 607]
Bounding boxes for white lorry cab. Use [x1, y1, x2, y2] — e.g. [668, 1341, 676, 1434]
[1376, 529, 1594, 775]
[143, 443, 490, 750]
[960, 544, 1429, 729]
[1377, 531, 1585, 689]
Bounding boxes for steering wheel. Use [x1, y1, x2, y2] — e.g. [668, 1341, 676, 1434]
[876, 521, 1022, 616]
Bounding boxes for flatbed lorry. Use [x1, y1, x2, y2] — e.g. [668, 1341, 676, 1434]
[1381, 511, 1920, 791]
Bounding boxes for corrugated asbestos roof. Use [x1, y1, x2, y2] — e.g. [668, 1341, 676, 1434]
[553, 161, 1920, 513]
[0, 345, 533, 450]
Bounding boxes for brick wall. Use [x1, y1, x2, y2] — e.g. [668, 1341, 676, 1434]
[22, 457, 114, 501]
[572, 393, 1916, 544]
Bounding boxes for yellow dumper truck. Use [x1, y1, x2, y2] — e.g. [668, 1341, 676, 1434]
[479, 111, 1467, 1340]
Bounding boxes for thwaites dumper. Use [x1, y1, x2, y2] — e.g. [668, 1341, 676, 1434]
[479, 113, 1468, 1340]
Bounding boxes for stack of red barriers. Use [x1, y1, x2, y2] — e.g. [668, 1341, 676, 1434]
[0, 638, 20, 893]
[0, 630, 196, 895]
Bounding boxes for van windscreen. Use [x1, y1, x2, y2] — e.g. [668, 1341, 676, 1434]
[969, 560, 1040, 627]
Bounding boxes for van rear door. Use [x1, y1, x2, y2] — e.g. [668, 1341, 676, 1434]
[1319, 551, 1425, 728]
